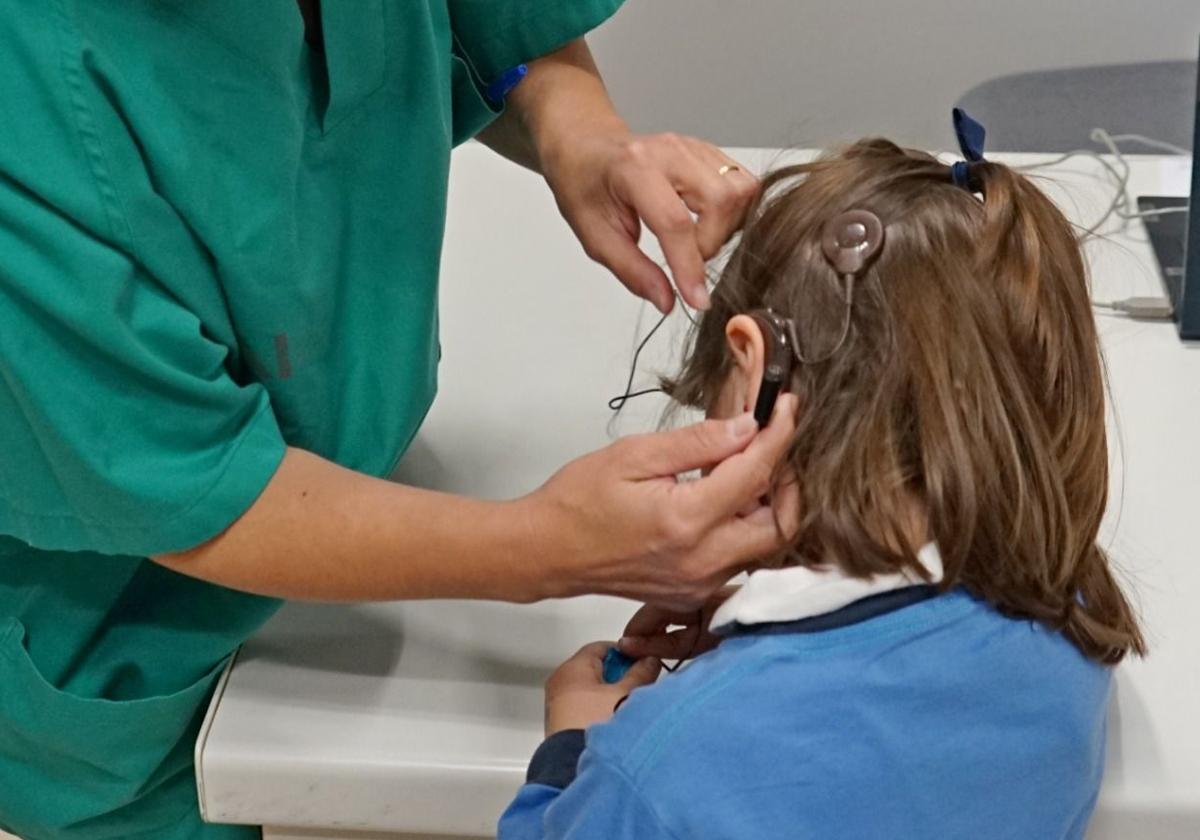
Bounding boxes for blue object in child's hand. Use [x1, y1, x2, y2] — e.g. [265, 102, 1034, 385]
[602, 646, 637, 683]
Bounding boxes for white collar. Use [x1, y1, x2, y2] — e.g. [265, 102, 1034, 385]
[710, 542, 945, 633]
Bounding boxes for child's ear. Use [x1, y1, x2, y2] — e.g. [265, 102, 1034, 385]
[724, 315, 768, 413]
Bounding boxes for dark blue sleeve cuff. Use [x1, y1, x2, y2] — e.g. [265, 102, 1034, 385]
[526, 729, 587, 789]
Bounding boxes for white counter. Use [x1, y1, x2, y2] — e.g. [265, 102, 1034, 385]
[196, 146, 1200, 839]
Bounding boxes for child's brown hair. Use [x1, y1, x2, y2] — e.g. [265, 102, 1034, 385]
[665, 139, 1145, 664]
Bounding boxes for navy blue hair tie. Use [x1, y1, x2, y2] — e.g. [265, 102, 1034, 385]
[951, 108, 987, 192]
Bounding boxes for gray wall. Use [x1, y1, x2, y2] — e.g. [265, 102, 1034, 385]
[588, 0, 1199, 150]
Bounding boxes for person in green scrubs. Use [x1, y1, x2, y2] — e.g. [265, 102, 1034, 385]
[0, 2, 795, 838]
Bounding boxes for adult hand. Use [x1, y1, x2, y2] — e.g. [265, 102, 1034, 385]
[522, 395, 799, 611]
[544, 130, 759, 314]
[485, 40, 758, 313]
[544, 642, 661, 736]
[616, 585, 739, 662]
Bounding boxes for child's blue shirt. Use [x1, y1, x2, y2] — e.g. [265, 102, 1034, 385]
[499, 588, 1110, 839]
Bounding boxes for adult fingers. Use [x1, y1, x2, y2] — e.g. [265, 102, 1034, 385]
[621, 602, 699, 639]
[618, 586, 737, 659]
[576, 217, 675, 314]
[617, 414, 758, 480]
[673, 142, 759, 259]
[707, 503, 792, 569]
[611, 164, 709, 310]
[618, 603, 702, 660]
[676, 394, 800, 529]
[618, 625, 717, 661]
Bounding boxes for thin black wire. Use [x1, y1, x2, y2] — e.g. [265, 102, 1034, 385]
[606, 306, 668, 410]
[608, 386, 663, 409]
[607, 292, 699, 411]
[606, 291, 707, 684]
[607, 293, 707, 683]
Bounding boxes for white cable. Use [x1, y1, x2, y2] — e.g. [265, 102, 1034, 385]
[1086, 129, 1185, 321]
[1105, 133, 1191, 156]
[1017, 148, 1129, 237]
[1018, 128, 1189, 320]
[1089, 128, 1190, 223]
[1092, 297, 1175, 319]
[1016, 129, 1190, 239]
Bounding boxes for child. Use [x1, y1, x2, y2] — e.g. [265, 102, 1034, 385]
[499, 130, 1145, 839]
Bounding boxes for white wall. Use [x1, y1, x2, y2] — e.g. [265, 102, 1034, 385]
[588, 0, 1199, 149]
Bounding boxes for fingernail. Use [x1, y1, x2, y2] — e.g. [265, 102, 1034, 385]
[728, 413, 756, 438]
[617, 636, 637, 650]
[694, 285, 712, 310]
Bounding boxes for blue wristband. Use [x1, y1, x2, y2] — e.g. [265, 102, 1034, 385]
[485, 64, 528, 104]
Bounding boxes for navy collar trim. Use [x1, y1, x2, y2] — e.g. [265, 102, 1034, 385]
[722, 584, 940, 637]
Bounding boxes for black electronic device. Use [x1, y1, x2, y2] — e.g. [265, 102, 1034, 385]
[1139, 41, 1199, 340]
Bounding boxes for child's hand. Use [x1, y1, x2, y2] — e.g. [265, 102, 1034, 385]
[544, 642, 661, 736]
[616, 585, 739, 661]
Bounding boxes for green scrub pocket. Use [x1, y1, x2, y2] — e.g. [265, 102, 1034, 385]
[0, 618, 228, 839]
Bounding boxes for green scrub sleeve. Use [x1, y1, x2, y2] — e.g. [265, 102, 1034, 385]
[0, 174, 287, 559]
[447, 0, 625, 143]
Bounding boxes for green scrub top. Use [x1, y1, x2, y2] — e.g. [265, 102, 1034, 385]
[0, 1, 622, 838]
